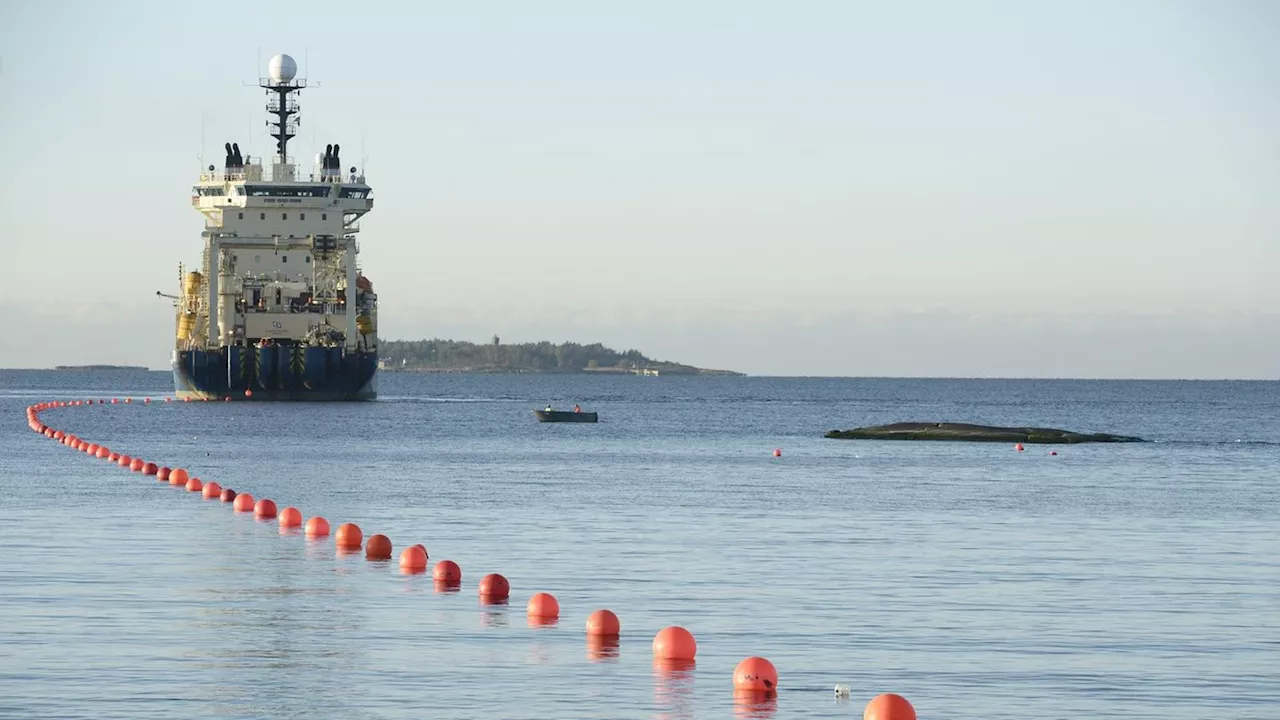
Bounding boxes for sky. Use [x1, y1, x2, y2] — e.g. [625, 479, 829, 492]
[1, 0, 1276, 377]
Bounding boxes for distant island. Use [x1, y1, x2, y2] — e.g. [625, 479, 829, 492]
[379, 337, 742, 376]
[54, 365, 149, 371]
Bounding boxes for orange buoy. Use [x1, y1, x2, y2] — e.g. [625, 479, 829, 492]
[1049, 450, 1058, 456]
[478, 573, 510, 600]
[253, 498, 277, 519]
[773, 448, 782, 457]
[732, 656, 778, 694]
[85, 443, 99, 454]
[170, 468, 189, 485]
[165, 397, 171, 402]
[526, 592, 560, 619]
[365, 533, 392, 560]
[863, 693, 916, 720]
[108, 451, 120, 461]
[117, 455, 132, 467]
[53, 431, 64, 440]
[232, 492, 255, 512]
[144, 397, 151, 404]
[220, 488, 236, 502]
[129, 458, 144, 472]
[653, 626, 697, 660]
[1015, 442, 1024, 452]
[305, 516, 331, 537]
[433, 560, 461, 584]
[202, 481, 222, 499]
[142, 462, 159, 476]
[278, 507, 303, 528]
[335, 522, 363, 549]
[95, 447, 110, 459]
[125, 398, 132, 404]
[157, 466, 171, 481]
[586, 609, 620, 636]
[399, 545, 428, 572]
[185, 478, 203, 492]
[244, 389, 253, 398]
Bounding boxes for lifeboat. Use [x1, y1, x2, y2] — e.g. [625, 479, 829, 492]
[184, 271, 203, 296]
[177, 311, 197, 340]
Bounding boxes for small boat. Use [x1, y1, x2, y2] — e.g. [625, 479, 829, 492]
[533, 409, 598, 423]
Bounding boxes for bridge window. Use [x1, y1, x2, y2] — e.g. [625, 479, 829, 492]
[260, 213, 265, 220]
[282, 255, 288, 263]
[238, 212, 243, 219]
[243, 184, 330, 197]
[304, 256, 311, 264]
[300, 213, 305, 221]
[322, 213, 327, 220]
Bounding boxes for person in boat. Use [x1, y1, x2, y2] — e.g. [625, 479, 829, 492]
[573, 404, 581, 413]
[544, 404, 553, 412]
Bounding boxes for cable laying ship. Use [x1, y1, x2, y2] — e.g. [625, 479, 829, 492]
[172, 53, 378, 400]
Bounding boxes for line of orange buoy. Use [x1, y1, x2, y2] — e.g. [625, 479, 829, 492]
[23, 398, 920, 718]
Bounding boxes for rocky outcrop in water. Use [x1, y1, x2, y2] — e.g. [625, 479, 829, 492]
[824, 422, 1145, 444]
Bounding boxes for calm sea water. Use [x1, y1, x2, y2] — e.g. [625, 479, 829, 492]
[1, 370, 1276, 719]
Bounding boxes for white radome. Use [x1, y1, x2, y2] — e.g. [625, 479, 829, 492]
[268, 54, 298, 83]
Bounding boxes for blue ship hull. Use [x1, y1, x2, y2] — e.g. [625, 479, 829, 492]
[173, 346, 378, 401]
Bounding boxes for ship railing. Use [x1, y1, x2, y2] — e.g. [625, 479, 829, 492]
[198, 163, 266, 184]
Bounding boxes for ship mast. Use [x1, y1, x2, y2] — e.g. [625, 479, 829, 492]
[260, 55, 305, 168]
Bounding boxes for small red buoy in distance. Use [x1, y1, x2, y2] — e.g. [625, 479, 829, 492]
[478, 573, 510, 600]
[732, 656, 778, 695]
[1050, 450, 1058, 456]
[185, 478, 203, 492]
[1015, 442, 1024, 452]
[245, 389, 253, 398]
[863, 693, 916, 720]
[253, 498, 277, 519]
[773, 448, 782, 457]
[653, 626, 697, 660]
[278, 507, 303, 527]
[335, 522, 362, 549]
[586, 609, 620, 636]
[305, 516, 330, 537]
[365, 533, 392, 560]
[202, 481, 222, 499]
[399, 545, 427, 572]
[527, 592, 559, 619]
[220, 488, 236, 502]
[232, 493, 255, 512]
[433, 560, 461, 585]
[142, 462, 159, 476]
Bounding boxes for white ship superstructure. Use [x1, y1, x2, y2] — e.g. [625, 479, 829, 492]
[172, 53, 379, 400]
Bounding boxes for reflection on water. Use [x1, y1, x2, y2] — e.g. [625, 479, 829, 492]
[433, 580, 461, 594]
[586, 634, 620, 662]
[480, 609, 508, 628]
[732, 690, 778, 719]
[526, 615, 558, 629]
[653, 658, 697, 720]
